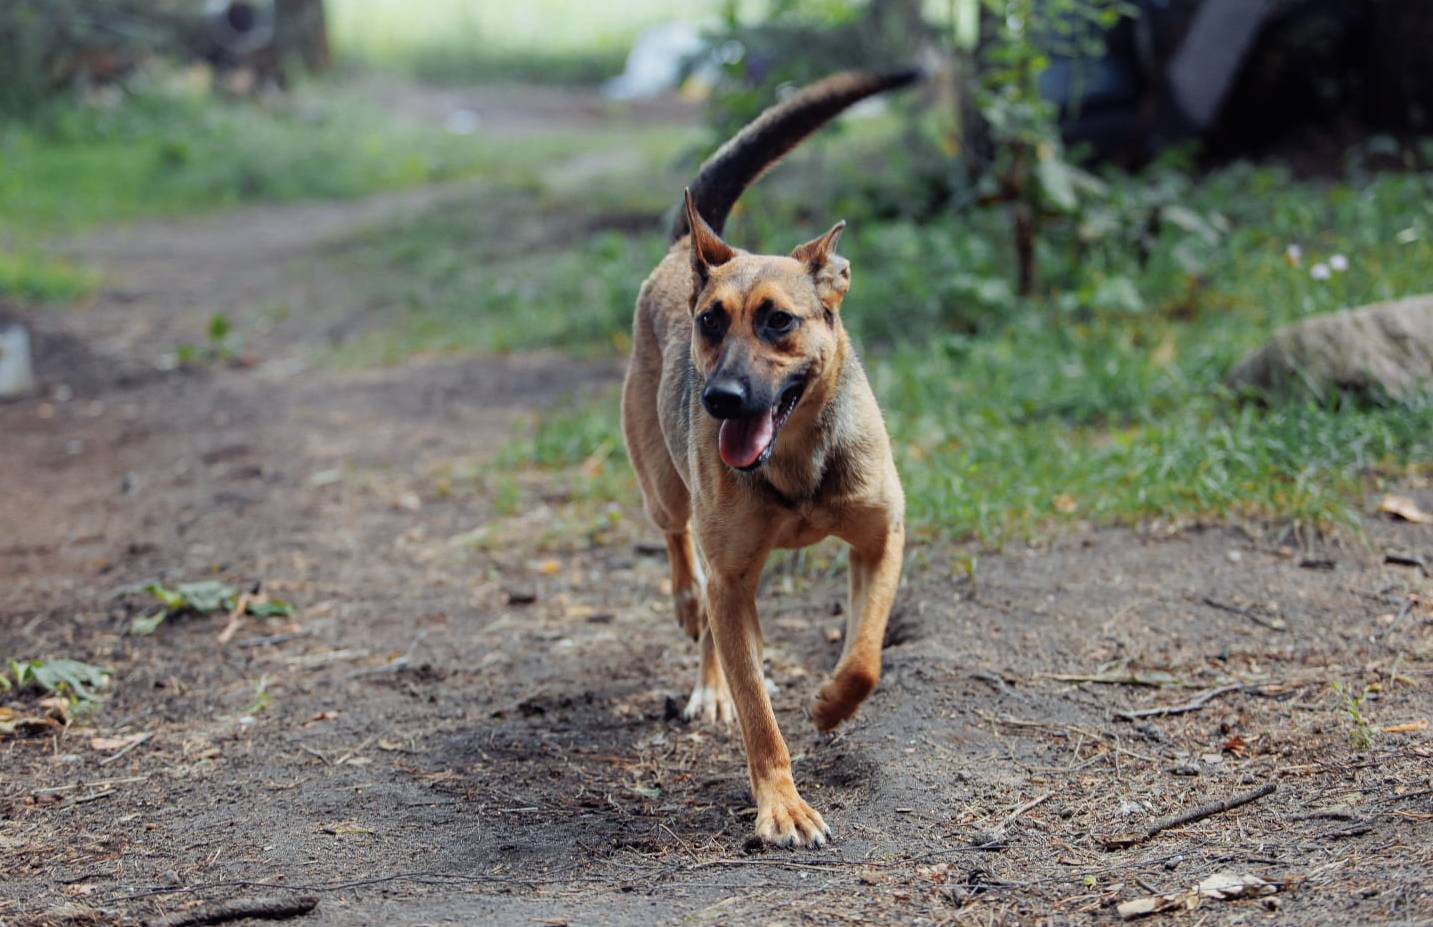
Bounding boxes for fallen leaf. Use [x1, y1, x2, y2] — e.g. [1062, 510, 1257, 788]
[1053, 493, 1079, 513]
[307, 711, 338, 723]
[90, 733, 147, 752]
[1382, 720, 1429, 734]
[537, 559, 561, 575]
[1119, 871, 1276, 920]
[1379, 494, 1430, 524]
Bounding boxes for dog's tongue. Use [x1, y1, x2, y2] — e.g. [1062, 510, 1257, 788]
[718, 411, 775, 469]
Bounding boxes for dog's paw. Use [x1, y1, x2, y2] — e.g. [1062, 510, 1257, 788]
[754, 781, 830, 849]
[809, 665, 877, 732]
[682, 684, 735, 725]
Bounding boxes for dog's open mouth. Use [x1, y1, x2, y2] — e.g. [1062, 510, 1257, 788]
[718, 379, 806, 471]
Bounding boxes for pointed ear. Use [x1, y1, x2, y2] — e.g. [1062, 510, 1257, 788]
[684, 189, 734, 292]
[791, 220, 851, 310]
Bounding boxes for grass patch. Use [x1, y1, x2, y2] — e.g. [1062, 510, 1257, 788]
[0, 75, 556, 234]
[342, 120, 1433, 542]
[328, 0, 737, 85]
[0, 249, 99, 303]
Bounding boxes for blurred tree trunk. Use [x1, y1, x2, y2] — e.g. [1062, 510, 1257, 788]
[276, 0, 330, 73]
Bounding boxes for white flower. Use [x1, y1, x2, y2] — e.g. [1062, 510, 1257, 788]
[1310, 263, 1332, 280]
[1329, 253, 1349, 272]
[1284, 244, 1303, 266]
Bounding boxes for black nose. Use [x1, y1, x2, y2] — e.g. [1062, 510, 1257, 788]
[702, 377, 748, 419]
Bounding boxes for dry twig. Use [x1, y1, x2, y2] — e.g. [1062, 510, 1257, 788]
[1103, 782, 1276, 849]
[1115, 685, 1245, 721]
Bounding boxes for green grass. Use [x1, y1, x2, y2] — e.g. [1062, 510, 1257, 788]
[0, 72, 666, 302]
[328, 0, 745, 85]
[0, 82, 470, 233]
[345, 129, 1433, 543]
[0, 249, 99, 304]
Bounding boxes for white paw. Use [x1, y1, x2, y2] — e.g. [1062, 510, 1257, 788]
[682, 685, 735, 724]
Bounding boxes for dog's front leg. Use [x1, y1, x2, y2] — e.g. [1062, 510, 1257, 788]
[706, 569, 830, 848]
[812, 514, 904, 731]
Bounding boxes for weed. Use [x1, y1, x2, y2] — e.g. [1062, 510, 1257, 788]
[132, 580, 294, 636]
[1331, 681, 1373, 749]
[245, 676, 273, 715]
[176, 313, 242, 367]
[0, 250, 99, 303]
[3, 657, 110, 706]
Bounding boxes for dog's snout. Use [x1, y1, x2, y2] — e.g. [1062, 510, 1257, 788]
[702, 377, 749, 419]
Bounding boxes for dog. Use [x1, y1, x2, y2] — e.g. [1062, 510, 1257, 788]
[621, 70, 915, 848]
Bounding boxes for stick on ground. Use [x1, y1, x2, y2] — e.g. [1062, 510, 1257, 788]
[146, 894, 318, 927]
[1103, 781, 1276, 849]
[1115, 684, 1245, 721]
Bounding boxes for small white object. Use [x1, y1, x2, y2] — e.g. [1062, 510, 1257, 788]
[1310, 262, 1332, 280]
[443, 109, 480, 136]
[603, 22, 710, 100]
[0, 324, 36, 400]
[1284, 243, 1302, 265]
[1329, 253, 1349, 272]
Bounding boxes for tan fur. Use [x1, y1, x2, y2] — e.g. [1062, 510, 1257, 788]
[620, 192, 905, 848]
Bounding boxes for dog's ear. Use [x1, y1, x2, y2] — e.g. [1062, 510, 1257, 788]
[792, 220, 851, 310]
[684, 189, 734, 292]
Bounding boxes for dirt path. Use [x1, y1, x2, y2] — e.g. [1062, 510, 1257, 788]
[4, 142, 1433, 926]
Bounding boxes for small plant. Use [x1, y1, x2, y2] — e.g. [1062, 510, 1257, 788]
[1331, 681, 1373, 749]
[176, 313, 243, 367]
[131, 579, 294, 636]
[2, 657, 110, 706]
[972, 0, 1137, 297]
[245, 675, 273, 715]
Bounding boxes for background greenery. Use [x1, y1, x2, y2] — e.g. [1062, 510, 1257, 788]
[4, 0, 1430, 544]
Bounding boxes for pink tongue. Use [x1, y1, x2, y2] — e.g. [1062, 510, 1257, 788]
[718, 411, 775, 469]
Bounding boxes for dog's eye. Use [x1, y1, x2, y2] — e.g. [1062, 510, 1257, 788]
[766, 311, 797, 334]
[698, 308, 724, 336]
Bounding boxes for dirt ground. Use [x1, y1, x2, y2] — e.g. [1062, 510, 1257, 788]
[3, 88, 1433, 927]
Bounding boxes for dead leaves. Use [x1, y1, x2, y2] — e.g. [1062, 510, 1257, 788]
[0, 697, 70, 737]
[1118, 871, 1279, 920]
[1382, 719, 1430, 734]
[89, 732, 148, 752]
[1379, 493, 1430, 524]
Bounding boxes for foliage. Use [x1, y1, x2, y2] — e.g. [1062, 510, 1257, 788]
[343, 119, 1433, 544]
[132, 580, 293, 636]
[328, 0, 734, 86]
[0, 0, 189, 117]
[3, 657, 110, 705]
[0, 250, 100, 304]
[1331, 681, 1373, 749]
[176, 313, 242, 367]
[0, 78, 517, 234]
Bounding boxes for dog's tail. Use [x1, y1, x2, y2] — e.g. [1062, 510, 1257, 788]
[671, 69, 921, 240]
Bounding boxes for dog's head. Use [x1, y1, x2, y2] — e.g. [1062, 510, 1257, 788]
[682, 190, 851, 472]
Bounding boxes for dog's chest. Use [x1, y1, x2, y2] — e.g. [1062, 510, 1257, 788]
[768, 503, 840, 550]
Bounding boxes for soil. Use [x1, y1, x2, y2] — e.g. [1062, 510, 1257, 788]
[3, 86, 1432, 927]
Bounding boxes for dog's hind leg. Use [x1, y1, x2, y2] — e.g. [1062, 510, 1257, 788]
[683, 618, 735, 723]
[621, 321, 704, 641]
[812, 516, 904, 732]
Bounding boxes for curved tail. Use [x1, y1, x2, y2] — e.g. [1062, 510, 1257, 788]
[671, 69, 921, 240]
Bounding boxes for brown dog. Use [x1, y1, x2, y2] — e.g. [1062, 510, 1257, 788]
[621, 71, 914, 848]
